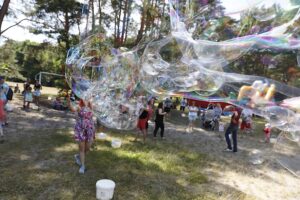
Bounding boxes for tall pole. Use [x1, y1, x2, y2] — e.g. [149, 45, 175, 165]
[39, 72, 42, 85]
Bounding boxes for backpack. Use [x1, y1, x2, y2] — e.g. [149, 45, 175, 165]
[6, 87, 13, 100]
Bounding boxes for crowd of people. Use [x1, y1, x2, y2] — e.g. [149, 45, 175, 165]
[0, 78, 272, 173]
[133, 97, 272, 155]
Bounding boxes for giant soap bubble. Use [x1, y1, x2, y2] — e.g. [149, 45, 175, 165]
[66, 33, 149, 130]
[67, 0, 300, 135]
[275, 132, 300, 177]
[139, 36, 224, 96]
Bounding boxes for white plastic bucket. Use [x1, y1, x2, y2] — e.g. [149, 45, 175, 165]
[96, 179, 115, 200]
[270, 138, 277, 144]
[218, 123, 224, 132]
[5, 103, 13, 112]
[111, 139, 122, 148]
[98, 132, 107, 140]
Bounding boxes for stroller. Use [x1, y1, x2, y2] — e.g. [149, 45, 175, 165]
[202, 110, 218, 130]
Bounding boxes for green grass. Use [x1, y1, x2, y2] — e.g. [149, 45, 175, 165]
[0, 128, 217, 200]
[0, 109, 265, 200]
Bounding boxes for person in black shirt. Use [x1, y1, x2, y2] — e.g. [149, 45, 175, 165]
[153, 102, 167, 139]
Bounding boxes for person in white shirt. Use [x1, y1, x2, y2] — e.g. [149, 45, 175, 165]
[187, 101, 198, 132]
[180, 98, 187, 112]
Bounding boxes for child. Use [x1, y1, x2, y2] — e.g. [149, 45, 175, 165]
[53, 97, 63, 110]
[0, 98, 5, 142]
[240, 108, 253, 134]
[264, 123, 271, 143]
[24, 87, 33, 109]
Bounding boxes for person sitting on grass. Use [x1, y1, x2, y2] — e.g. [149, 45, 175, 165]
[14, 84, 20, 93]
[62, 97, 69, 110]
[53, 97, 63, 110]
[68, 98, 95, 174]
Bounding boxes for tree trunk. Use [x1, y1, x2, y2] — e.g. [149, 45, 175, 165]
[116, 2, 122, 46]
[124, 0, 133, 44]
[64, 12, 70, 53]
[91, 0, 95, 33]
[98, 0, 102, 30]
[121, 0, 128, 45]
[0, 0, 11, 35]
[114, 8, 117, 45]
[136, 0, 147, 44]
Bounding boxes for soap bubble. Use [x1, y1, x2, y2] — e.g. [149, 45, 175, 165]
[275, 132, 300, 177]
[264, 106, 296, 127]
[66, 33, 150, 130]
[140, 36, 225, 96]
[249, 149, 265, 165]
[66, 0, 300, 131]
[66, 33, 113, 98]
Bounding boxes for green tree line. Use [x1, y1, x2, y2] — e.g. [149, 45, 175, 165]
[0, 0, 299, 89]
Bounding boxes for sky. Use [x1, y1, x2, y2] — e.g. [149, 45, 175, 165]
[0, 0, 296, 44]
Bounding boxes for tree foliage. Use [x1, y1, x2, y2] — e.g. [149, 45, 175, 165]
[0, 40, 65, 85]
[0, 0, 300, 89]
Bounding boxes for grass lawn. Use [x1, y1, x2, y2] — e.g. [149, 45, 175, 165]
[0, 123, 257, 200]
[0, 128, 210, 200]
[0, 96, 283, 200]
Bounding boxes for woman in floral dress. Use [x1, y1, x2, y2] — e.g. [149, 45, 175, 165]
[68, 98, 95, 174]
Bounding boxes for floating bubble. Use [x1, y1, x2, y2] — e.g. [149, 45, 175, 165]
[264, 106, 296, 128]
[249, 149, 265, 165]
[139, 36, 225, 96]
[275, 132, 300, 177]
[66, 33, 113, 98]
[66, 0, 300, 132]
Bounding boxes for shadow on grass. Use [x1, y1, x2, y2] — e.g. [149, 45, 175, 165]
[0, 128, 258, 200]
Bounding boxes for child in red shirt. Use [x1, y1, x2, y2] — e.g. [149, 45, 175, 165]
[264, 123, 271, 143]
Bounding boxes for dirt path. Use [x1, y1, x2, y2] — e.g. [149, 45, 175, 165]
[3, 95, 300, 200]
[160, 114, 300, 200]
[4, 94, 75, 136]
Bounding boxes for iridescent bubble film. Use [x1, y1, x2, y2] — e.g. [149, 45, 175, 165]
[67, 0, 300, 135]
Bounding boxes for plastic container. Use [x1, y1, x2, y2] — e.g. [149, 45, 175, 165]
[98, 132, 107, 140]
[5, 103, 13, 112]
[96, 179, 115, 200]
[270, 138, 277, 144]
[111, 139, 122, 148]
[218, 123, 224, 132]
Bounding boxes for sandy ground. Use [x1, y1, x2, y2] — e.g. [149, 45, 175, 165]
[7, 81, 59, 96]
[2, 88, 300, 200]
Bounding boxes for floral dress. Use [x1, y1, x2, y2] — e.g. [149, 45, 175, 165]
[74, 107, 95, 142]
